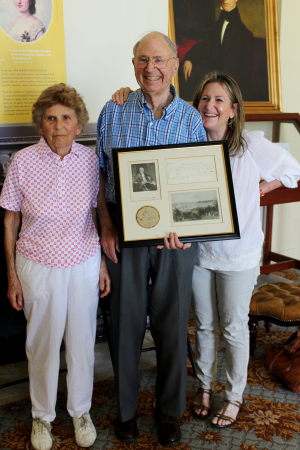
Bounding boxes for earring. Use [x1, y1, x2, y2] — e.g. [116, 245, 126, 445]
[228, 118, 234, 129]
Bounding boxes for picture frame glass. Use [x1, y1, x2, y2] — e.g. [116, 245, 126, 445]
[113, 141, 240, 247]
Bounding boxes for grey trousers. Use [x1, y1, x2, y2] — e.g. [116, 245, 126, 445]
[192, 264, 260, 400]
[106, 244, 197, 422]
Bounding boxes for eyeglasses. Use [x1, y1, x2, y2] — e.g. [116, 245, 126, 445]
[133, 56, 175, 69]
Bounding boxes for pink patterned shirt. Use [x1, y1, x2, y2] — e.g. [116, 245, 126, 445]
[0, 137, 100, 268]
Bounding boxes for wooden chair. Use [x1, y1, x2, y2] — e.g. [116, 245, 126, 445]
[249, 281, 300, 355]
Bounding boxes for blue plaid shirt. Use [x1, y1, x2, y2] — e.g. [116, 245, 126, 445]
[97, 85, 207, 203]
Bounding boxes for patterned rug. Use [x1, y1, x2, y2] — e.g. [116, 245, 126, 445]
[1, 269, 300, 450]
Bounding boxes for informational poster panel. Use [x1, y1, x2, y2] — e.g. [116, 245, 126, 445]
[0, 0, 66, 124]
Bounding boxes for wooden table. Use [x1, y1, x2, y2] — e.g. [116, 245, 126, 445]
[260, 180, 300, 274]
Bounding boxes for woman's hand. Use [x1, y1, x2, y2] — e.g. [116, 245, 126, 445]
[259, 179, 283, 196]
[4, 210, 23, 311]
[112, 87, 133, 105]
[99, 255, 111, 298]
[183, 61, 193, 81]
[157, 232, 192, 250]
[7, 273, 24, 311]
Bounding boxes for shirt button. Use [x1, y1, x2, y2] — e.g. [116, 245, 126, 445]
[149, 123, 153, 126]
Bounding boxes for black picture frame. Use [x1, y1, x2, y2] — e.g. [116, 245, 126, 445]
[113, 140, 240, 248]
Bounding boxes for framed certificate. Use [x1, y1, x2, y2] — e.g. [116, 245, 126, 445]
[113, 141, 240, 247]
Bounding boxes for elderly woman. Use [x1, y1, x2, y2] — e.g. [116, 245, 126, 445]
[0, 83, 110, 450]
[112, 71, 300, 428]
[7, 0, 46, 42]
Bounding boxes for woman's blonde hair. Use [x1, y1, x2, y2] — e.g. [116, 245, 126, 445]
[193, 71, 247, 157]
[32, 83, 89, 131]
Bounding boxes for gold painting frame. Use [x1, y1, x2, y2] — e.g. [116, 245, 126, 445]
[169, 0, 281, 114]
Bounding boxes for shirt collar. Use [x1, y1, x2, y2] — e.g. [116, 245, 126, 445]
[219, 5, 238, 21]
[220, 5, 237, 11]
[37, 136, 82, 161]
[137, 84, 179, 119]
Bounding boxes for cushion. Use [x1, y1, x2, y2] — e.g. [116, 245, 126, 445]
[250, 282, 300, 321]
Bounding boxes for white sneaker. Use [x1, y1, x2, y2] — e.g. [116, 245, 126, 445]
[31, 418, 53, 450]
[73, 413, 97, 447]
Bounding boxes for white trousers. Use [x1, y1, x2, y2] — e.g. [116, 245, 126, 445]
[192, 264, 259, 401]
[16, 251, 101, 422]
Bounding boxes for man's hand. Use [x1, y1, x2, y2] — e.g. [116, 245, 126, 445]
[100, 219, 120, 263]
[98, 169, 121, 264]
[7, 274, 24, 311]
[99, 255, 111, 298]
[183, 61, 192, 81]
[157, 232, 192, 250]
[112, 87, 133, 105]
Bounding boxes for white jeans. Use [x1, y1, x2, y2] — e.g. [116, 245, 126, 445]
[16, 251, 101, 422]
[192, 264, 259, 401]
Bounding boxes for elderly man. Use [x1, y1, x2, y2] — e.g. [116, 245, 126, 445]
[97, 31, 206, 446]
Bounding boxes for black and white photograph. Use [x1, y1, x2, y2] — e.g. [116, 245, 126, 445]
[131, 162, 158, 192]
[129, 160, 161, 202]
[170, 189, 221, 225]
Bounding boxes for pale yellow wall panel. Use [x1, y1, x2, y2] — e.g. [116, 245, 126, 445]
[270, 0, 300, 261]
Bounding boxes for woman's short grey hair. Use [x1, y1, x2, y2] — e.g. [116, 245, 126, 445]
[133, 32, 177, 57]
[32, 83, 89, 131]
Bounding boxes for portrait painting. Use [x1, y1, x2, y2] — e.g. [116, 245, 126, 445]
[0, 0, 52, 43]
[129, 160, 161, 202]
[170, 189, 221, 226]
[169, 0, 281, 113]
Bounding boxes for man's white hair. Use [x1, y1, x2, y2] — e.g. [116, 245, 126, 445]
[133, 31, 177, 58]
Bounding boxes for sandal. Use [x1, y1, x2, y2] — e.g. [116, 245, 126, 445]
[211, 399, 243, 429]
[192, 388, 212, 420]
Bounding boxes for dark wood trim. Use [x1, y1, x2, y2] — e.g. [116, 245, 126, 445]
[269, 252, 300, 266]
[260, 182, 300, 206]
[272, 120, 280, 142]
[245, 112, 300, 135]
[263, 205, 273, 266]
[248, 312, 300, 355]
[249, 313, 300, 328]
[260, 178, 300, 274]
[260, 261, 299, 274]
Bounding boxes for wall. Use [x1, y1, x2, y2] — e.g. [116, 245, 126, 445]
[62, 0, 300, 261]
[2, 0, 299, 260]
[241, 1, 300, 262]
[62, 0, 168, 123]
[267, 0, 300, 261]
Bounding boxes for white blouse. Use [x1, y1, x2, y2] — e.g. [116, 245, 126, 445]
[196, 130, 300, 271]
